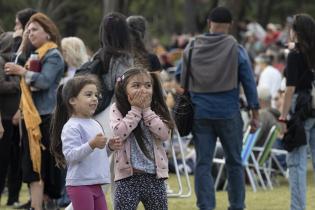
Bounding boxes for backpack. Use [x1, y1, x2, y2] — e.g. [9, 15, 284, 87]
[75, 56, 114, 115]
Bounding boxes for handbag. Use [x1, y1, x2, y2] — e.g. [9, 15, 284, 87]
[173, 40, 195, 137]
[282, 116, 307, 152]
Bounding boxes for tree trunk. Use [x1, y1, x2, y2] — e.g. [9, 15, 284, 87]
[102, 0, 130, 16]
[219, 0, 244, 38]
[164, 0, 175, 34]
[256, 0, 274, 27]
[183, 0, 198, 34]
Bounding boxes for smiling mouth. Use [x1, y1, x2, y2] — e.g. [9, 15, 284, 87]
[90, 104, 97, 109]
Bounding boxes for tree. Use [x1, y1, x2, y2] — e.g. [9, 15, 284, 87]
[103, 0, 130, 16]
[219, 0, 246, 37]
[256, 0, 274, 27]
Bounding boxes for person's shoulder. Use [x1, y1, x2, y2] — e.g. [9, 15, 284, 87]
[265, 65, 281, 74]
[148, 53, 161, 71]
[46, 48, 61, 56]
[63, 118, 78, 130]
[110, 102, 118, 110]
[237, 44, 250, 61]
[287, 49, 305, 65]
[112, 53, 133, 65]
[64, 118, 97, 132]
[44, 48, 63, 61]
[287, 49, 301, 58]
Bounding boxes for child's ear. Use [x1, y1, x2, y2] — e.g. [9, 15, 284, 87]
[69, 97, 76, 106]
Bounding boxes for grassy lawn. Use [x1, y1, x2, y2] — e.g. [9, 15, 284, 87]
[1, 169, 314, 210]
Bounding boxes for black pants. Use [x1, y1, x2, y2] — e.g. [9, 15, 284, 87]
[0, 120, 22, 204]
[21, 115, 62, 199]
[114, 174, 167, 210]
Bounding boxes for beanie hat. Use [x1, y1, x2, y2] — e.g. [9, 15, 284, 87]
[208, 7, 232, 23]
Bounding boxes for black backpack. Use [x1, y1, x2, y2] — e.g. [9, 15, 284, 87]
[75, 56, 114, 115]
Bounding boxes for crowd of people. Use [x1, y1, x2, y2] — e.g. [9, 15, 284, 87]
[0, 5, 315, 210]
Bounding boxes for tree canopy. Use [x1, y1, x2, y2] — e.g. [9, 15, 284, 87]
[0, 0, 314, 51]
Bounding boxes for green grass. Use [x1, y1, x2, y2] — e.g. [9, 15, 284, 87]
[1, 170, 314, 210]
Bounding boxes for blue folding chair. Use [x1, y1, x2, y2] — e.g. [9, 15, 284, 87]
[214, 127, 261, 192]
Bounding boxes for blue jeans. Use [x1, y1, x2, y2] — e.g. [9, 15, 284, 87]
[288, 118, 315, 210]
[193, 112, 245, 210]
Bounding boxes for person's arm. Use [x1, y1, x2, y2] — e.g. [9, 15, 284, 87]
[238, 46, 260, 132]
[280, 86, 295, 120]
[279, 51, 299, 122]
[0, 113, 4, 139]
[5, 50, 64, 90]
[24, 51, 64, 89]
[62, 126, 94, 165]
[142, 108, 170, 141]
[0, 58, 20, 94]
[109, 103, 142, 140]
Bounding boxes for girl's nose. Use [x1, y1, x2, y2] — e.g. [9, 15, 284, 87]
[92, 95, 98, 101]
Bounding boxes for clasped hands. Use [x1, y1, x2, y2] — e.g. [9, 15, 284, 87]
[89, 133, 123, 151]
[128, 90, 152, 109]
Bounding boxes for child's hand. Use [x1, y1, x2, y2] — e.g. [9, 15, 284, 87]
[142, 92, 152, 109]
[108, 136, 123, 151]
[89, 133, 107, 149]
[128, 91, 143, 108]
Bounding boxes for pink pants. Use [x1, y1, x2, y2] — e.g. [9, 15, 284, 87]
[66, 185, 108, 210]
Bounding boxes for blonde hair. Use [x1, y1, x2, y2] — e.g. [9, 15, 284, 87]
[61, 37, 89, 68]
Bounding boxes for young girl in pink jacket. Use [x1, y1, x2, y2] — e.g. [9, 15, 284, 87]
[109, 67, 174, 210]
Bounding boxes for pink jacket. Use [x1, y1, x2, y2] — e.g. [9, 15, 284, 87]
[109, 103, 170, 181]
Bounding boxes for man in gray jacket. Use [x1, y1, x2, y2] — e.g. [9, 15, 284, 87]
[177, 7, 260, 210]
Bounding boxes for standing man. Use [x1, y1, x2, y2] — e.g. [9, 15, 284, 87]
[177, 7, 259, 210]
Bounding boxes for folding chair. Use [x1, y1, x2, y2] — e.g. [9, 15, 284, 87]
[167, 128, 192, 198]
[241, 127, 262, 192]
[213, 126, 261, 192]
[269, 148, 288, 178]
[250, 125, 290, 189]
[249, 125, 278, 189]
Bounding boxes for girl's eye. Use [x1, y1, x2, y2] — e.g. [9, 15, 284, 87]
[145, 83, 152, 88]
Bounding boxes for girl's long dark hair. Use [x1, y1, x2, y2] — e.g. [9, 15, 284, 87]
[98, 12, 131, 73]
[114, 68, 174, 158]
[292, 14, 315, 69]
[50, 75, 101, 168]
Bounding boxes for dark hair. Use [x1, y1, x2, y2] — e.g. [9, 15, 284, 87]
[16, 8, 37, 30]
[127, 16, 161, 72]
[127, 16, 149, 61]
[50, 74, 101, 168]
[292, 13, 315, 69]
[114, 68, 174, 158]
[98, 12, 131, 72]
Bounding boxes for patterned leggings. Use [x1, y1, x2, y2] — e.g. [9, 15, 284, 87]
[114, 173, 167, 210]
